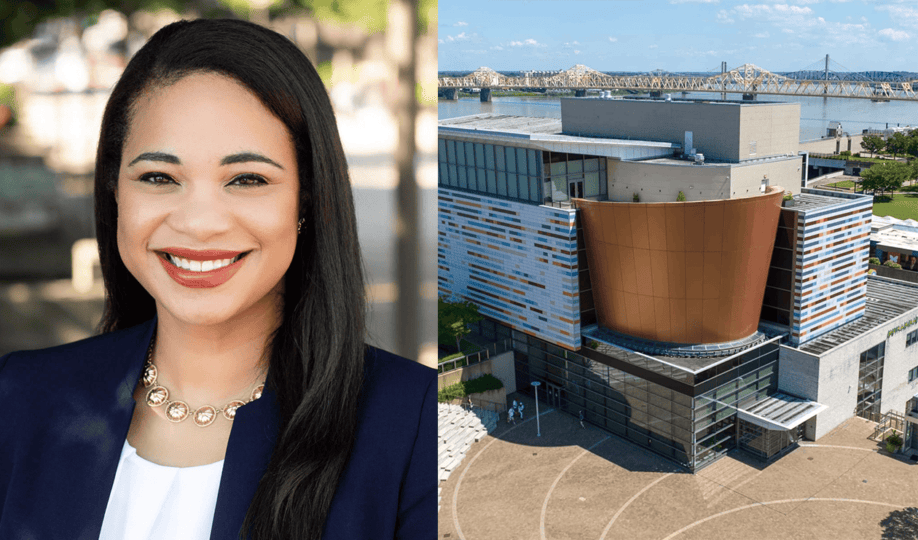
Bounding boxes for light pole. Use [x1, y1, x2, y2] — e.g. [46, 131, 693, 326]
[531, 381, 542, 437]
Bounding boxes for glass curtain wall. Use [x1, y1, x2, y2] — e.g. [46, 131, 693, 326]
[438, 137, 543, 205]
[543, 151, 607, 203]
[692, 347, 778, 470]
[468, 317, 780, 471]
[855, 341, 885, 420]
[737, 421, 804, 461]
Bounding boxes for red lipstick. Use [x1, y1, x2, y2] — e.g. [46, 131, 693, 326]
[156, 248, 249, 288]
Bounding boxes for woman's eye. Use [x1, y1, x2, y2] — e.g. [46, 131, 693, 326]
[229, 174, 267, 187]
[138, 172, 176, 185]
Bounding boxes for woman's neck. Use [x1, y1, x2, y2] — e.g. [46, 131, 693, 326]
[150, 302, 278, 406]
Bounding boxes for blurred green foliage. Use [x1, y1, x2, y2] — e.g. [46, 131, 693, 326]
[0, 83, 16, 127]
[1, 0, 434, 49]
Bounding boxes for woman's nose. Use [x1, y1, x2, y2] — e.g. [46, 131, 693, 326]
[165, 183, 233, 241]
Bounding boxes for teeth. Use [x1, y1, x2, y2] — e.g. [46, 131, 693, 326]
[166, 254, 242, 272]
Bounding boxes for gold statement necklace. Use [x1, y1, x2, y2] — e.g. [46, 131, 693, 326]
[140, 338, 265, 427]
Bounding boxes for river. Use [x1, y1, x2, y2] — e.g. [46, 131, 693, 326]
[438, 93, 918, 142]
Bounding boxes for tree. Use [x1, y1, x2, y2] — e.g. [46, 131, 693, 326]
[438, 298, 483, 352]
[888, 132, 909, 159]
[880, 507, 918, 540]
[860, 162, 910, 198]
[861, 134, 886, 157]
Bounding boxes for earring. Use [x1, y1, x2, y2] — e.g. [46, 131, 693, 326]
[297, 218, 305, 235]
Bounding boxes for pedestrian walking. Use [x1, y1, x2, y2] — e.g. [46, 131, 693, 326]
[518, 402, 524, 420]
[512, 399, 518, 412]
[508, 407, 515, 424]
[466, 396, 474, 411]
[579, 410, 585, 429]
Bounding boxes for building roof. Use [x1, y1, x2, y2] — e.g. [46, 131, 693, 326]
[797, 275, 918, 356]
[784, 188, 873, 214]
[438, 113, 678, 161]
[872, 224, 918, 254]
[734, 392, 826, 431]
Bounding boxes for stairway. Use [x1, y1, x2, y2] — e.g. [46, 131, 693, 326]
[437, 403, 499, 510]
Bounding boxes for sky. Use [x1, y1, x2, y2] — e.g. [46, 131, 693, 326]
[438, 0, 918, 74]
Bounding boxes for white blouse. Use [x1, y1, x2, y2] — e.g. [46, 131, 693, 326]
[98, 440, 225, 540]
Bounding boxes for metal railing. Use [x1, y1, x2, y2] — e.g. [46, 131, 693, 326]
[437, 338, 512, 374]
[870, 410, 905, 442]
[450, 395, 506, 414]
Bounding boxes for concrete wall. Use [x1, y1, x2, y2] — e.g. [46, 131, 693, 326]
[869, 264, 918, 284]
[488, 350, 517, 395]
[881, 310, 918, 420]
[561, 98, 798, 163]
[800, 134, 866, 155]
[738, 103, 800, 160]
[801, 307, 918, 440]
[606, 155, 801, 203]
[730, 157, 802, 197]
[607, 160, 731, 202]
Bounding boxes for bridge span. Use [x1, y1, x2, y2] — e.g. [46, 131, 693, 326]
[439, 63, 918, 102]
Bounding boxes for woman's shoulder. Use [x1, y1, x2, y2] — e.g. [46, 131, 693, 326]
[360, 346, 435, 407]
[0, 320, 154, 396]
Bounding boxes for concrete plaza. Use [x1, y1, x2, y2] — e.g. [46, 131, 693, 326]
[438, 393, 918, 540]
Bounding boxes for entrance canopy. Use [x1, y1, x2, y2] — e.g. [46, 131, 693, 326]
[736, 392, 827, 431]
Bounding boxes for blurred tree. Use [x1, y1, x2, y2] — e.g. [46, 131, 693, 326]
[860, 161, 909, 198]
[887, 131, 909, 159]
[880, 507, 918, 540]
[860, 134, 885, 157]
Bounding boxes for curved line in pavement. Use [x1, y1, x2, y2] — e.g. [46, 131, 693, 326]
[539, 436, 612, 540]
[451, 408, 556, 540]
[660, 498, 904, 540]
[598, 472, 674, 540]
[798, 443, 878, 452]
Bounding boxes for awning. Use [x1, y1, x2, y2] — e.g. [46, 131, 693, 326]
[736, 392, 827, 431]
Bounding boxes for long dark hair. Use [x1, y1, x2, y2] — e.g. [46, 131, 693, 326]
[94, 19, 366, 539]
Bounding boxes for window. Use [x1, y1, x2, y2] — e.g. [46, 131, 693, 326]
[909, 366, 918, 383]
[907, 329, 918, 348]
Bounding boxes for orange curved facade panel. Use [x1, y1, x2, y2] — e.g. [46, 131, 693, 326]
[575, 187, 784, 345]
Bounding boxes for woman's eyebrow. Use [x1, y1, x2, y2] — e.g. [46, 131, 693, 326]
[220, 152, 284, 170]
[128, 151, 180, 167]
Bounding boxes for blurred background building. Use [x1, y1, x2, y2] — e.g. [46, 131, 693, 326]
[0, 0, 437, 365]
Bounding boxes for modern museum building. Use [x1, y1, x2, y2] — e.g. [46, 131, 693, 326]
[438, 96, 918, 471]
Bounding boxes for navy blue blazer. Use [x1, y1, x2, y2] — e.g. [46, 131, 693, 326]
[0, 319, 435, 539]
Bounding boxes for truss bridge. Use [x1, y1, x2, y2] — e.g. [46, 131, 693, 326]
[439, 63, 918, 102]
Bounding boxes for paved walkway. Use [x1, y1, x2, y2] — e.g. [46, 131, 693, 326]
[439, 396, 918, 540]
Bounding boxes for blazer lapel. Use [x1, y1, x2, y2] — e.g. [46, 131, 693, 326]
[209, 383, 279, 540]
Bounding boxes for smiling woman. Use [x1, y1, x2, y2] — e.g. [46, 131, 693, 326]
[0, 19, 434, 540]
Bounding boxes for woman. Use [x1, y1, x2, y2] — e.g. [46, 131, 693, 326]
[0, 19, 435, 539]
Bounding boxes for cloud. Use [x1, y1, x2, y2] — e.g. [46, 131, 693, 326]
[716, 10, 735, 23]
[491, 45, 504, 51]
[670, 0, 718, 3]
[454, 21, 468, 27]
[444, 32, 471, 43]
[438, 39, 444, 44]
[509, 38, 542, 47]
[879, 28, 910, 41]
[608, 36, 618, 42]
[649, 44, 659, 49]
[754, 31, 770, 38]
[878, 5, 918, 30]
[732, 4, 814, 23]
[574, 50, 581, 54]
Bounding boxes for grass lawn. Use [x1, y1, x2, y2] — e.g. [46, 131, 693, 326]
[872, 194, 918, 220]
[827, 180, 856, 189]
